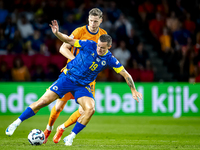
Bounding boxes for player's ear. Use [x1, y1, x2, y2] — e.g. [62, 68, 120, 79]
[88, 15, 91, 23]
[108, 45, 112, 49]
[100, 18, 103, 24]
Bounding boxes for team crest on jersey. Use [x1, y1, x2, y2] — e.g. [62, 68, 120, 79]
[53, 86, 58, 91]
[96, 58, 100, 62]
[101, 60, 106, 66]
[91, 53, 95, 57]
[116, 60, 119, 64]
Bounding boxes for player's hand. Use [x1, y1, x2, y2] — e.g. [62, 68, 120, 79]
[49, 20, 59, 34]
[132, 90, 143, 103]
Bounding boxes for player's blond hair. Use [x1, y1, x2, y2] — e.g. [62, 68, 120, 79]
[89, 8, 103, 18]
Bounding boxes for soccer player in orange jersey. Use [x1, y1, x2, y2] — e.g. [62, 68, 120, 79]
[43, 8, 107, 144]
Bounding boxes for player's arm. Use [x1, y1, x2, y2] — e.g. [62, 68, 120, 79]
[119, 69, 143, 103]
[49, 20, 77, 46]
[59, 43, 75, 60]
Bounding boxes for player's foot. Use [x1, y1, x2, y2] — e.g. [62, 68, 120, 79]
[63, 132, 76, 146]
[53, 126, 65, 143]
[5, 123, 18, 136]
[43, 129, 52, 144]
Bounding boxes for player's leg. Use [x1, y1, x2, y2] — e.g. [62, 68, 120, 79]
[53, 106, 84, 143]
[53, 81, 95, 143]
[58, 81, 95, 129]
[43, 98, 67, 143]
[62, 81, 95, 128]
[49, 99, 67, 127]
[64, 96, 95, 146]
[76, 97, 95, 125]
[6, 90, 59, 136]
[64, 106, 84, 128]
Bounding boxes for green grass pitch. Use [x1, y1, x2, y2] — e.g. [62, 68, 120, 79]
[0, 115, 200, 150]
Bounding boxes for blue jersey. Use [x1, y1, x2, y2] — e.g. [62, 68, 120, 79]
[63, 40, 124, 86]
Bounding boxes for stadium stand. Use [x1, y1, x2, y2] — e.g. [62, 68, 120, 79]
[0, 0, 200, 82]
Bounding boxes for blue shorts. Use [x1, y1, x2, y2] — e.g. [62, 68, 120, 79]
[49, 73, 94, 103]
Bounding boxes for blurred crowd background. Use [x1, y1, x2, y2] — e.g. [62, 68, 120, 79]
[0, 0, 200, 82]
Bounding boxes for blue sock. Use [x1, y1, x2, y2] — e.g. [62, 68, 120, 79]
[72, 122, 86, 135]
[19, 107, 35, 122]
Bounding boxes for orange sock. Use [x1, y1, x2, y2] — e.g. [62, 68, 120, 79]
[48, 105, 61, 126]
[64, 109, 81, 128]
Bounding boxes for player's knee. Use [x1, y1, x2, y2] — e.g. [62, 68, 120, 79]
[78, 106, 85, 115]
[55, 106, 63, 112]
[55, 100, 66, 112]
[79, 109, 85, 115]
[85, 106, 95, 116]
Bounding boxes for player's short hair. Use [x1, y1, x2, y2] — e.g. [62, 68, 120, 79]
[99, 34, 112, 46]
[89, 8, 103, 18]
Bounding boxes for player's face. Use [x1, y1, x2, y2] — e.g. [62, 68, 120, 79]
[97, 40, 111, 56]
[88, 15, 102, 32]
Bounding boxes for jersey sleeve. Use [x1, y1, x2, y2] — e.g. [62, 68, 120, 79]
[74, 40, 95, 49]
[108, 55, 124, 73]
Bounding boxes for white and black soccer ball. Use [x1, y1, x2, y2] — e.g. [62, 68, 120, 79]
[28, 129, 45, 145]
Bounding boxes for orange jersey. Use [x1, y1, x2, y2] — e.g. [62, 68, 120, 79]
[61, 25, 107, 69]
[69, 25, 107, 58]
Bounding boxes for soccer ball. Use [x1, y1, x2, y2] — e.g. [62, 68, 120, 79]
[28, 129, 45, 145]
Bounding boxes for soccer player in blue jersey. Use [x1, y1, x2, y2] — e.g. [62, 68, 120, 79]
[6, 20, 142, 146]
